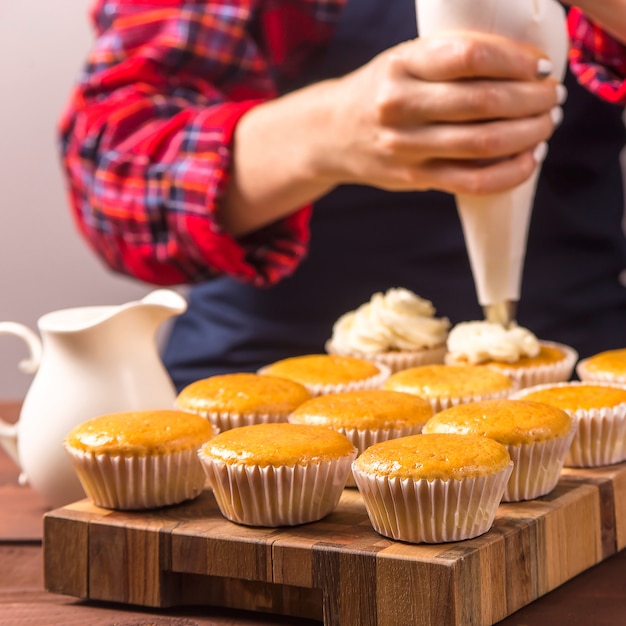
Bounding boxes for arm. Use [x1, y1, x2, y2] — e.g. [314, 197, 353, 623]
[563, 3, 626, 105]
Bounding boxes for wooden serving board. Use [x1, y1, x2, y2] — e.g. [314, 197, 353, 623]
[43, 463, 626, 626]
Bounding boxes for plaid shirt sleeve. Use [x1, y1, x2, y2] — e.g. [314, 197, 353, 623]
[59, 0, 338, 287]
[568, 7, 626, 105]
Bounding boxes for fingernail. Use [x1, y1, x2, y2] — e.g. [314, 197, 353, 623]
[556, 84, 568, 105]
[533, 141, 548, 163]
[550, 106, 563, 127]
[537, 58, 552, 77]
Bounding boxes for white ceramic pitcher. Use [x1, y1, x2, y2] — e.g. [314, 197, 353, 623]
[0, 289, 187, 507]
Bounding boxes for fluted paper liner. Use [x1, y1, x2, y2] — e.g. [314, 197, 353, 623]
[353, 461, 513, 543]
[415, 0, 568, 306]
[576, 358, 626, 386]
[258, 362, 390, 397]
[502, 424, 576, 502]
[486, 341, 579, 390]
[177, 403, 286, 433]
[64, 446, 206, 510]
[512, 382, 626, 467]
[426, 387, 512, 414]
[325, 340, 447, 373]
[199, 451, 357, 527]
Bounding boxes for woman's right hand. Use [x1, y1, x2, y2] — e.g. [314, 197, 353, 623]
[223, 30, 564, 236]
[315, 30, 564, 196]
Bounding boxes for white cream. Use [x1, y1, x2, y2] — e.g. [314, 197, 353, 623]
[446, 320, 540, 365]
[329, 288, 450, 354]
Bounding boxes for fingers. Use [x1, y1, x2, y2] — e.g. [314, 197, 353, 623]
[396, 31, 553, 81]
[376, 109, 559, 161]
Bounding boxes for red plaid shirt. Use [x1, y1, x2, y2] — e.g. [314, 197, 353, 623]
[59, 2, 626, 288]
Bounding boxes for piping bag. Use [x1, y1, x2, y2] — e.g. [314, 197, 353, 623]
[415, 0, 568, 326]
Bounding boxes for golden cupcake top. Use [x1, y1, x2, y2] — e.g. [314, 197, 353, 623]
[422, 399, 572, 445]
[353, 433, 511, 480]
[487, 344, 567, 370]
[289, 389, 433, 429]
[581, 349, 626, 376]
[200, 422, 356, 467]
[517, 383, 626, 412]
[65, 410, 214, 456]
[382, 364, 513, 398]
[176, 372, 312, 415]
[260, 354, 381, 386]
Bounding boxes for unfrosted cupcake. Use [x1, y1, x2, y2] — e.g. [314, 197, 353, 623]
[576, 348, 626, 385]
[64, 410, 214, 510]
[352, 433, 513, 543]
[288, 389, 434, 486]
[198, 422, 357, 527]
[512, 382, 626, 467]
[422, 399, 575, 501]
[445, 321, 577, 389]
[382, 363, 513, 412]
[325, 287, 450, 372]
[258, 354, 389, 396]
[175, 372, 312, 432]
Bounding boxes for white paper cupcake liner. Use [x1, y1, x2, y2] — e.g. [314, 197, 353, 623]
[485, 341, 578, 390]
[258, 363, 391, 397]
[426, 387, 512, 414]
[502, 425, 576, 502]
[576, 358, 626, 385]
[199, 451, 357, 527]
[64, 446, 207, 510]
[325, 340, 447, 373]
[512, 382, 626, 468]
[339, 424, 426, 488]
[352, 461, 513, 543]
[176, 404, 286, 434]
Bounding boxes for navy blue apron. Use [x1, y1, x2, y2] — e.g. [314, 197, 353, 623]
[163, 0, 626, 391]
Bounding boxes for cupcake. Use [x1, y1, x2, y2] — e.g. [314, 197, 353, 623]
[175, 372, 312, 433]
[512, 382, 626, 467]
[445, 321, 578, 389]
[64, 409, 214, 510]
[258, 354, 389, 396]
[325, 287, 450, 372]
[198, 422, 357, 527]
[352, 433, 513, 543]
[576, 348, 626, 385]
[382, 363, 513, 412]
[422, 399, 575, 501]
[288, 389, 434, 486]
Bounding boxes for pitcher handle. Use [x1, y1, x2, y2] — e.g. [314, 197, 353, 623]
[0, 322, 43, 468]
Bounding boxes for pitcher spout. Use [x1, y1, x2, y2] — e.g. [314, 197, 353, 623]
[140, 289, 188, 315]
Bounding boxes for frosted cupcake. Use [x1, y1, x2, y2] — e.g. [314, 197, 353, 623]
[198, 423, 357, 527]
[512, 382, 626, 467]
[445, 321, 578, 389]
[258, 354, 389, 396]
[352, 433, 513, 543]
[576, 348, 626, 385]
[64, 410, 214, 510]
[325, 288, 450, 372]
[288, 389, 434, 486]
[382, 363, 513, 412]
[422, 399, 575, 501]
[175, 372, 312, 433]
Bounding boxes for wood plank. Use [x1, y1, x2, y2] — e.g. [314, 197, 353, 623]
[43, 462, 626, 626]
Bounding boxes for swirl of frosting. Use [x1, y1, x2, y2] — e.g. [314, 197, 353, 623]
[446, 321, 540, 365]
[329, 288, 450, 354]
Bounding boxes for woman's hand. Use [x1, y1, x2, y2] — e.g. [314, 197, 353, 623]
[316, 30, 563, 195]
[222, 31, 564, 235]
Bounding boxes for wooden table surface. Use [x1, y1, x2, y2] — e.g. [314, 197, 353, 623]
[1, 399, 626, 625]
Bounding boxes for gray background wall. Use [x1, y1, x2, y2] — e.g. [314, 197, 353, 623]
[0, 3, 150, 400]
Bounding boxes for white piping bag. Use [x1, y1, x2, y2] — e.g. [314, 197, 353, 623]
[415, 0, 568, 325]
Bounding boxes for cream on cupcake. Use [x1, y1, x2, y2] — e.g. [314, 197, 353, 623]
[445, 321, 577, 388]
[325, 287, 450, 372]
